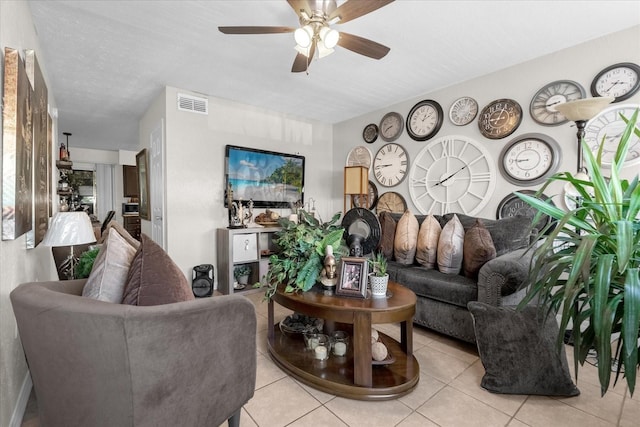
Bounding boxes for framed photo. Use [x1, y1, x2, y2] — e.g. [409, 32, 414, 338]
[136, 149, 151, 220]
[336, 257, 368, 298]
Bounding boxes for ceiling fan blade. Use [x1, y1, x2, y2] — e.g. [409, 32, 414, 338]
[291, 41, 316, 73]
[287, 0, 312, 18]
[218, 26, 295, 35]
[329, 0, 395, 24]
[337, 32, 390, 59]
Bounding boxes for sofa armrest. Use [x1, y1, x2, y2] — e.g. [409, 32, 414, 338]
[477, 247, 532, 306]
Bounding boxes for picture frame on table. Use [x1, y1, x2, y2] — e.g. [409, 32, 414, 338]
[336, 257, 368, 298]
[136, 149, 151, 220]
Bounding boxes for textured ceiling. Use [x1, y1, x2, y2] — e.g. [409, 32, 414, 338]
[27, 0, 640, 152]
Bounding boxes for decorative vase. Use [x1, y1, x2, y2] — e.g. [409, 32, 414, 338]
[369, 273, 389, 298]
[237, 274, 249, 285]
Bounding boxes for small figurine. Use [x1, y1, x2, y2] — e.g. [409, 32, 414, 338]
[320, 245, 337, 289]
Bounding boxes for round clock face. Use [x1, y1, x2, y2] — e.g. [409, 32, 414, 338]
[496, 190, 555, 234]
[409, 135, 496, 215]
[376, 191, 407, 214]
[406, 100, 443, 141]
[372, 143, 409, 187]
[584, 103, 640, 167]
[449, 96, 478, 126]
[379, 112, 404, 142]
[346, 145, 372, 169]
[499, 133, 561, 186]
[362, 123, 379, 144]
[530, 80, 586, 126]
[352, 180, 378, 210]
[590, 62, 640, 103]
[478, 98, 523, 139]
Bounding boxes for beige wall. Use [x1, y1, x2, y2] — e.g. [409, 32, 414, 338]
[333, 25, 640, 219]
[0, 1, 57, 426]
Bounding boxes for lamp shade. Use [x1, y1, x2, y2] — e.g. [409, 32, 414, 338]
[42, 212, 97, 247]
[344, 166, 368, 194]
[554, 96, 614, 121]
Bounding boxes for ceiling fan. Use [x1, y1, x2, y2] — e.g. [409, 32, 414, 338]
[219, 0, 394, 73]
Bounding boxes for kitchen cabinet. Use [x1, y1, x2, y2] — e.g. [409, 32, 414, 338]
[123, 165, 139, 197]
[123, 215, 141, 240]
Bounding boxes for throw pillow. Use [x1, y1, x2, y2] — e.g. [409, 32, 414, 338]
[121, 234, 194, 306]
[415, 214, 441, 269]
[437, 214, 464, 274]
[467, 301, 580, 397]
[99, 220, 139, 249]
[82, 227, 138, 302]
[462, 219, 497, 279]
[378, 211, 397, 260]
[393, 210, 419, 265]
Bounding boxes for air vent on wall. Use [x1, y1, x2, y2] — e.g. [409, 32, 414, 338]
[177, 93, 208, 115]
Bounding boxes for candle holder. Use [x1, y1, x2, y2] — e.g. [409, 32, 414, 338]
[330, 331, 349, 357]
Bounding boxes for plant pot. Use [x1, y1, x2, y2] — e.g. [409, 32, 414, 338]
[237, 274, 249, 285]
[369, 273, 389, 298]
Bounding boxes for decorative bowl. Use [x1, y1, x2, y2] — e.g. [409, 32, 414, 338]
[279, 313, 324, 338]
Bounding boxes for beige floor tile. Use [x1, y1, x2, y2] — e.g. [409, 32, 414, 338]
[255, 353, 287, 390]
[396, 411, 439, 427]
[515, 396, 614, 427]
[216, 407, 257, 427]
[564, 346, 628, 397]
[554, 375, 624, 424]
[417, 386, 511, 427]
[506, 418, 531, 427]
[288, 406, 348, 427]
[427, 336, 479, 364]
[398, 373, 446, 410]
[256, 328, 268, 356]
[414, 345, 474, 383]
[325, 397, 412, 427]
[244, 377, 321, 427]
[294, 379, 337, 404]
[620, 396, 640, 427]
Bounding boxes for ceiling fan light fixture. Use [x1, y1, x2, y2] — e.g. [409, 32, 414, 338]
[317, 43, 334, 58]
[319, 26, 339, 49]
[294, 25, 313, 48]
[294, 44, 311, 58]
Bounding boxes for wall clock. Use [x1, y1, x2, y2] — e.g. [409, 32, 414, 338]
[372, 143, 409, 187]
[341, 208, 381, 256]
[498, 133, 561, 186]
[449, 96, 478, 126]
[376, 191, 407, 214]
[362, 123, 379, 144]
[352, 180, 378, 210]
[590, 62, 640, 103]
[478, 98, 523, 139]
[497, 190, 555, 234]
[379, 112, 404, 142]
[406, 99, 443, 141]
[529, 80, 586, 126]
[584, 103, 640, 167]
[409, 135, 496, 215]
[346, 145, 372, 169]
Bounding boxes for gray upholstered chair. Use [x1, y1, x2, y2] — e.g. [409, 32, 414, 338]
[10, 279, 256, 427]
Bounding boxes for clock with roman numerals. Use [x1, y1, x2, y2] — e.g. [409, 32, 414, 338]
[372, 143, 409, 187]
[409, 135, 496, 215]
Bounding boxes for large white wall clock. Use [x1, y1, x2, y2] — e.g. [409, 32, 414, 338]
[584, 103, 640, 167]
[409, 135, 496, 215]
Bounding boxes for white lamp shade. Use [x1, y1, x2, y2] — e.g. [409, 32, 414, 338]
[42, 212, 96, 247]
[554, 96, 614, 121]
[319, 27, 339, 49]
[294, 25, 313, 48]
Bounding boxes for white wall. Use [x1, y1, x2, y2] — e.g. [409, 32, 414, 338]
[0, 2, 57, 426]
[139, 87, 334, 285]
[333, 25, 640, 219]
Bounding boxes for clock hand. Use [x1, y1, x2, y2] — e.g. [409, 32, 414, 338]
[605, 80, 621, 92]
[433, 166, 466, 187]
[375, 164, 392, 169]
[547, 100, 562, 107]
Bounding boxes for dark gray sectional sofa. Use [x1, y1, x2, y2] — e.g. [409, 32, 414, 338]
[383, 213, 535, 343]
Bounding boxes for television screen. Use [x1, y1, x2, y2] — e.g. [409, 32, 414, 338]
[224, 145, 305, 208]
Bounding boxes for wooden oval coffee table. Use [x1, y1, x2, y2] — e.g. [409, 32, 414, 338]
[267, 281, 419, 400]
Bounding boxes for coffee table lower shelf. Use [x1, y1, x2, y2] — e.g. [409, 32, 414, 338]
[268, 324, 419, 401]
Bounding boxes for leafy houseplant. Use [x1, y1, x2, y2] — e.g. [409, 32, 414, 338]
[75, 247, 100, 279]
[370, 252, 388, 277]
[259, 210, 347, 300]
[369, 252, 389, 298]
[233, 264, 252, 285]
[516, 109, 640, 396]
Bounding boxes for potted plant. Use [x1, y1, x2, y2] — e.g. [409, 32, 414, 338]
[516, 109, 640, 396]
[369, 252, 389, 298]
[234, 264, 252, 285]
[258, 210, 348, 300]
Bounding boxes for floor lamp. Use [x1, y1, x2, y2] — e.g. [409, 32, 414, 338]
[42, 212, 97, 280]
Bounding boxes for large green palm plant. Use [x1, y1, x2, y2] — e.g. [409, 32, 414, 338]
[517, 109, 640, 396]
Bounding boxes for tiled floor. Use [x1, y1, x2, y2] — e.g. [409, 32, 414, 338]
[22, 291, 640, 427]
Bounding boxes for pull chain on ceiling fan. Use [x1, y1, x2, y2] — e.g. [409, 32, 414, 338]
[219, 0, 394, 73]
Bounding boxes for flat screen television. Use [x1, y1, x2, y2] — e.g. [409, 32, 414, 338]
[224, 145, 305, 208]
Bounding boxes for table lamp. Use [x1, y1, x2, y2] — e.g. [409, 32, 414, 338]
[42, 212, 97, 280]
[553, 96, 614, 173]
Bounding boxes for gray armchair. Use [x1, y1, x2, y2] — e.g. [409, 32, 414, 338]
[10, 279, 256, 427]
